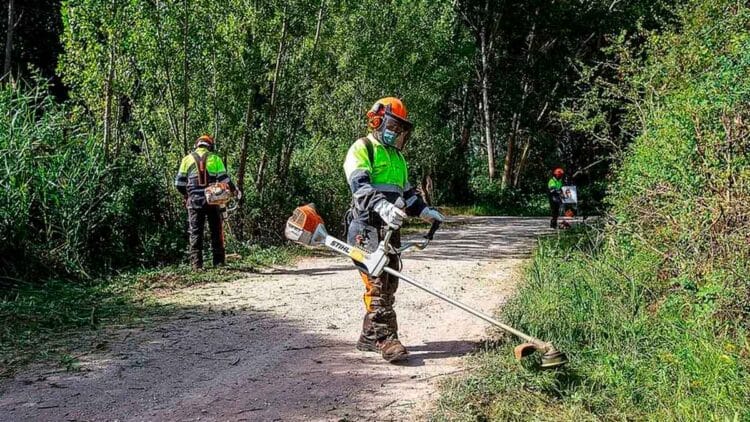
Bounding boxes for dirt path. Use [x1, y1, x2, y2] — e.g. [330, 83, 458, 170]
[0, 217, 550, 421]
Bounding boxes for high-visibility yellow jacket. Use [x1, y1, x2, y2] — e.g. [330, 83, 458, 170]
[344, 134, 426, 217]
[175, 147, 234, 208]
[548, 177, 563, 201]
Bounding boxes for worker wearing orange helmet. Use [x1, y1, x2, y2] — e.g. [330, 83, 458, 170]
[548, 167, 565, 228]
[343, 97, 444, 362]
[174, 135, 240, 269]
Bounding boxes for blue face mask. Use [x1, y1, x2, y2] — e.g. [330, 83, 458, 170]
[382, 129, 398, 147]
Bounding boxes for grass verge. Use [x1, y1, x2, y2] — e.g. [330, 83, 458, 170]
[432, 227, 750, 421]
[0, 245, 300, 378]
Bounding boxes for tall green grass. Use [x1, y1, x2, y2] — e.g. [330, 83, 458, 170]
[0, 79, 184, 281]
[435, 228, 749, 420]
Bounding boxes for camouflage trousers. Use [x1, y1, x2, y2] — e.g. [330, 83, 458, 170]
[357, 253, 401, 342]
[348, 219, 402, 342]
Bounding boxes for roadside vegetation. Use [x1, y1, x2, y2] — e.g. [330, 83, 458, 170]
[434, 1, 750, 419]
[3, 0, 748, 419]
[2, 0, 661, 285]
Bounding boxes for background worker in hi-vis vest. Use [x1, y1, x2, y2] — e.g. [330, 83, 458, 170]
[174, 135, 240, 270]
[548, 167, 564, 228]
[343, 97, 444, 362]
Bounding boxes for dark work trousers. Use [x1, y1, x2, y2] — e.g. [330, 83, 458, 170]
[188, 205, 225, 269]
[549, 195, 561, 228]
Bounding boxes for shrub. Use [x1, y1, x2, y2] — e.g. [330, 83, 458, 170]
[0, 80, 184, 281]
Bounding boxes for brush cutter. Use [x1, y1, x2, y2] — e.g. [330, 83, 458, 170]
[284, 204, 568, 369]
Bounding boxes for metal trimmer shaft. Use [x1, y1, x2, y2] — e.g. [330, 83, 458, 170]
[382, 267, 551, 351]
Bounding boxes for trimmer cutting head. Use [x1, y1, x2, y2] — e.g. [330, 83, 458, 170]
[540, 349, 568, 368]
[514, 342, 568, 369]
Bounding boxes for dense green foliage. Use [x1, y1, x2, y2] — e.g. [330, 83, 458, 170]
[435, 1, 750, 419]
[0, 81, 184, 278]
[1, 0, 668, 281]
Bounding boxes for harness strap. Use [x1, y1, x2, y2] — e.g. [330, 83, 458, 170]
[359, 137, 374, 168]
[191, 151, 208, 187]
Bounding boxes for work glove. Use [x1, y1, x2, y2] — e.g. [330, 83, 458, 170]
[419, 207, 445, 223]
[373, 199, 406, 230]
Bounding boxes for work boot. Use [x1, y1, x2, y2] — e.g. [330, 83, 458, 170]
[356, 335, 379, 353]
[378, 339, 408, 362]
[356, 336, 409, 362]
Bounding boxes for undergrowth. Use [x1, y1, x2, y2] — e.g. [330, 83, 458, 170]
[434, 228, 749, 421]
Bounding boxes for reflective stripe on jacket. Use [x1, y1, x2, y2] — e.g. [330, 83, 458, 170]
[343, 134, 426, 216]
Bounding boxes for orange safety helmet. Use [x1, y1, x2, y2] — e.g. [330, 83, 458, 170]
[195, 134, 215, 150]
[553, 167, 564, 178]
[366, 97, 413, 150]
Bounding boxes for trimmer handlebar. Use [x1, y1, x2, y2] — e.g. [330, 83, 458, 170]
[425, 220, 441, 241]
[391, 220, 442, 254]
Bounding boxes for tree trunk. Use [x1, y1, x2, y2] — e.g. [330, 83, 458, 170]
[275, 0, 324, 187]
[3, 0, 13, 78]
[501, 111, 520, 189]
[181, 0, 190, 153]
[154, 0, 182, 151]
[513, 137, 531, 188]
[236, 87, 255, 199]
[479, 16, 494, 180]
[278, 131, 295, 184]
[312, 0, 325, 59]
[256, 11, 288, 195]
[503, 11, 538, 189]
[420, 174, 434, 206]
[103, 44, 116, 156]
[459, 84, 474, 149]
[211, 45, 220, 139]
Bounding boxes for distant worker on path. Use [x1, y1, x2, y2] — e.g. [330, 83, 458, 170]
[343, 97, 444, 362]
[548, 167, 564, 228]
[175, 135, 240, 269]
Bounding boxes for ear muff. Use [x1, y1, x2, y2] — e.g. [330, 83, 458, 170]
[367, 102, 385, 129]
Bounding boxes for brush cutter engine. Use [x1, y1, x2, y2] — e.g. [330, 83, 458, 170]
[205, 183, 239, 214]
[205, 183, 233, 206]
[285, 204, 389, 276]
[284, 204, 569, 369]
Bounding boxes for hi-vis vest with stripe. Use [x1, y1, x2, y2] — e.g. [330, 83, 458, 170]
[175, 148, 231, 209]
[344, 134, 408, 192]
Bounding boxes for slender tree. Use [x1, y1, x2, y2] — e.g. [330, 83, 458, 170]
[4, 0, 14, 77]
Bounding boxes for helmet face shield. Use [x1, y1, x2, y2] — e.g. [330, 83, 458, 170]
[381, 112, 413, 150]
